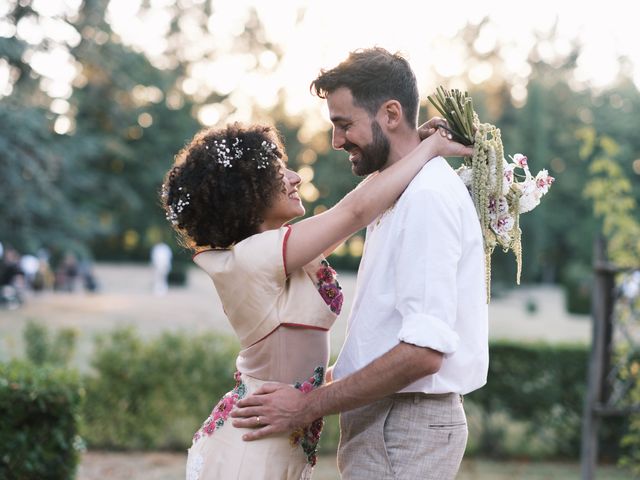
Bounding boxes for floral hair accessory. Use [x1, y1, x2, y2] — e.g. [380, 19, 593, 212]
[205, 137, 243, 168]
[428, 87, 555, 300]
[204, 137, 277, 170]
[164, 186, 191, 226]
[256, 140, 277, 169]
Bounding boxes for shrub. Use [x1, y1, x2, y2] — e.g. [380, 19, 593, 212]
[23, 321, 77, 367]
[0, 361, 84, 480]
[16, 322, 625, 462]
[466, 341, 626, 460]
[82, 327, 239, 449]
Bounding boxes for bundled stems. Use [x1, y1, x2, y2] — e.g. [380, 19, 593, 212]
[428, 86, 525, 301]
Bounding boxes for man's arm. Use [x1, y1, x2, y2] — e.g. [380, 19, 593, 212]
[232, 184, 461, 440]
[231, 341, 442, 440]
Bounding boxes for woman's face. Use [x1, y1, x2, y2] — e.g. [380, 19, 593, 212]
[260, 161, 304, 229]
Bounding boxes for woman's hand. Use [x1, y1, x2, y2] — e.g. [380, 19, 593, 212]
[419, 117, 474, 158]
[418, 116, 450, 140]
[427, 131, 474, 158]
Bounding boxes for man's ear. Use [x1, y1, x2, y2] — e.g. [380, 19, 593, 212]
[378, 100, 403, 131]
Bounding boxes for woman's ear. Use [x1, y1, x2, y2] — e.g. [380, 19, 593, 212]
[378, 100, 403, 130]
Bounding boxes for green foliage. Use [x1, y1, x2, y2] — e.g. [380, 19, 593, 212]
[621, 406, 640, 476]
[583, 131, 640, 267]
[467, 341, 627, 460]
[614, 292, 640, 475]
[582, 130, 640, 473]
[13, 322, 638, 462]
[82, 328, 239, 449]
[76, 333, 628, 461]
[23, 321, 77, 367]
[0, 102, 99, 255]
[0, 361, 84, 480]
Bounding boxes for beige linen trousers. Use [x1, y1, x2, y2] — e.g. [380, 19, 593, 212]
[338, 392, 467, 479]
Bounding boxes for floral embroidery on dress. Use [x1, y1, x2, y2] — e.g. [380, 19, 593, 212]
[185, 451, 204, 480]
[192, 371, 247, 444]
[289, 366, 325, 467]
[315, 260, 343, 314]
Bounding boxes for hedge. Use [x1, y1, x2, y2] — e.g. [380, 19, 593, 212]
[79, 332, 628, 462]
[7, 324, 634, 467]
[466, 341, 626, 460]
[0, 361, 84, 480]
[81, 328, 239, 449]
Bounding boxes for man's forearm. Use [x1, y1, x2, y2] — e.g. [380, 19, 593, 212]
[305, 341, 442, 421]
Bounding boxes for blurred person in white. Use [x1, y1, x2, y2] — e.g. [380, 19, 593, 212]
[19, 254, 39, 290]
[150, 242, 172, 296]
[232, 48, 489, 480]
[161, 119, 470, 480]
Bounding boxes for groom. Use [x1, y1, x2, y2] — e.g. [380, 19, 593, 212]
[232, 47, 488, 479]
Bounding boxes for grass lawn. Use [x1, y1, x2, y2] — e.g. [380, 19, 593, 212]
[78, 452, 631, 479]
[314, 456, 630, 480]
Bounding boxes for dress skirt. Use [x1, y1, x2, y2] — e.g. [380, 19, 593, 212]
[186, 368, 324, 480]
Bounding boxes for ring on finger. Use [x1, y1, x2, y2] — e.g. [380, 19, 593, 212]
[255, 416, 261, 426]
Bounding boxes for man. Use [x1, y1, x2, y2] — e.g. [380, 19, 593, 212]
[231, 47, 488, 479]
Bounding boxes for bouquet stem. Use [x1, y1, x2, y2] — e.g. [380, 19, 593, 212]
[428, 87, 523, 302]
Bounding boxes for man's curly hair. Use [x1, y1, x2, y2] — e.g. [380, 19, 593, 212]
[161, 123, 287, 249]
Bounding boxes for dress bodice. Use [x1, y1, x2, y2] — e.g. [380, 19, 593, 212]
[193, 226, 342, 383]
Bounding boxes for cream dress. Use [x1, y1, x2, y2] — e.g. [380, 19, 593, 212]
[186, 226, 342, 480]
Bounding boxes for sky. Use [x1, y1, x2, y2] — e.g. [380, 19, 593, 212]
[2, 0, 639, 131]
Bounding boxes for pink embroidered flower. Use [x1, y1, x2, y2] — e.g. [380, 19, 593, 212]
[330, 295, 343, 314]
[309, 418, 323, 437]
[319, 284, 340, 302]
[316, 266, 336, 283]
[315, 260, 343, 315]
[290, 367, 325, 467]
[203, 419, 216, 435]
[298, 382, 314, 393]
[213, 393, 237, 422]
[192, 373, 247, 444]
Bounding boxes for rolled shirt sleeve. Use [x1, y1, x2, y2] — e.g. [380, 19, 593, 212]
[395, 187, 461, 355]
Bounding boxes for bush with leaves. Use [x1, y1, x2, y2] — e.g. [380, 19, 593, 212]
[23, 321, 77, 367]
[82, 328, 239, 449]
[0, 361, 84, 479]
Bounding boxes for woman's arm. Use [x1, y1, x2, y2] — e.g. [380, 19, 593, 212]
[320, 120, 450, 259]
[285, 123, 472, 272]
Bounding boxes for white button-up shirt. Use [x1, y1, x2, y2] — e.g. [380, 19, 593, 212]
[333, 156, 489, 395]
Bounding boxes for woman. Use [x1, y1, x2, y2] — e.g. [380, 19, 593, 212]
[162, 121, 469, 480]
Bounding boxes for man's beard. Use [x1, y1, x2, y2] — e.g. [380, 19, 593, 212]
[346, 120, 390, 176]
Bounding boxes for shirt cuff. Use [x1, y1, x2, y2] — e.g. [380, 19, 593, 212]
[397, 313, 460, 355]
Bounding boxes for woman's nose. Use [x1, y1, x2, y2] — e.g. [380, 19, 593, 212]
[286, 169, 301, 185]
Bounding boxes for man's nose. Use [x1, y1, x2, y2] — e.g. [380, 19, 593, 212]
[332, 130, 344, 150]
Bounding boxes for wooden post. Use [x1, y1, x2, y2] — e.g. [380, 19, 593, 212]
[580, 237, 616, 479]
